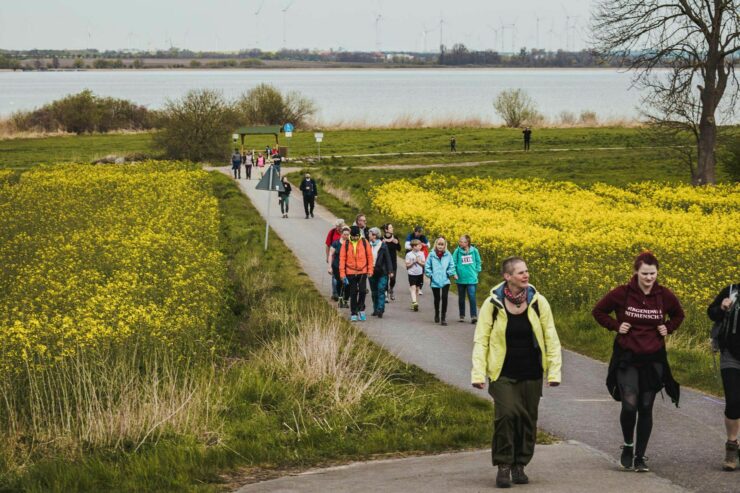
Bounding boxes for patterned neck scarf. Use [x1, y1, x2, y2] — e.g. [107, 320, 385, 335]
[504, 285, 527, 307]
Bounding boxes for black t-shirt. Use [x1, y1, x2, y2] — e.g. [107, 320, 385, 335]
[500, 307, 542, 380]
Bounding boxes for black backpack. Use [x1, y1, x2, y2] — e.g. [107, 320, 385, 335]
[716, 285, 740, 359]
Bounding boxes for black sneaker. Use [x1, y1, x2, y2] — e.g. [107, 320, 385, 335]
[434, 314, 440, 323]
[377, 312, 383, 319]
[620, 445, 634, 470]
[634, 456, 649, 472]
[471, 317, 477, 324]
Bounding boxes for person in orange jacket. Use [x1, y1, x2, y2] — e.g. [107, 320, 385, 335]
[339, 225, 374, 322]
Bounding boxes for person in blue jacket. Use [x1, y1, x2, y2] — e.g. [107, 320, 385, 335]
[452, 234, 483, 324]
[424, 236, 458, 325]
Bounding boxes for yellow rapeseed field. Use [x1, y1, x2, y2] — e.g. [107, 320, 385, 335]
[370, 175, 739, 338]
[0, 162, 226, 371]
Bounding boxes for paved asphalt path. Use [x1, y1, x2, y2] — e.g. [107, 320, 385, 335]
[222, 167, 736, 492]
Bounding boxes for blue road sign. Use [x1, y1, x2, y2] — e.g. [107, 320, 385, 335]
[283, 123, 294, 133]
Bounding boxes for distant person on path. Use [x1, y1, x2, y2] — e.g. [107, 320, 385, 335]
[450, 135, 457, 152]
[452, 234, 482, 324]
[592, 252, 684, 473]
[231, 149, 242, 179]
[472, 256, 562, 488]
[424, 236, 457, 325]
[273, 152, 283, 175]
[325, 219, 346, 300]
[278, 176, 292, 218]
[257, 152, 266, 178]
[327, 225, 351, 308]
[708, 282, 740, 471]
[382, 223, 401, 301]
[299, 173, 318, 218]
[353, 214, 370, 240]
[522, 127, 532, 151]
[265, 145, 272, 158]
[244, 151, 254, 180]
[368, 227, 393, 318]
[339, 225, 374, 322]
[405, 239, 426, 312]
[405, 226, 430, 294]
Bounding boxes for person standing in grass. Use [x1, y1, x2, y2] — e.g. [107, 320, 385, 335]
[299, 172, 318, 219]
[231, 149, 242, 179]
[382, 223, 401, 301]
[522, 127, 532, 151]
[592, 251, 684, 473]
[450, 135, 457, 152]
[708, 282, 740, 471]
[368, 227, 393, 318]
[278, 176, 292, 218]
[452, 234, 482, 324]
[424, 236, 457, 326]
[327, 225, 350, 308]
[325, 219, 346, 301]
[405, 239, 426, 312]
[244, 150, 254, 180]
[339, 225, 373, 322]
[472, 256, 562, 488]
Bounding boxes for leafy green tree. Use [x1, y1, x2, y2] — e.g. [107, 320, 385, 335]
[235, 83, 316, 127]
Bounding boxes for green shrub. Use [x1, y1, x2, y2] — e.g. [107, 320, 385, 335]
[236, 83, 316, 127]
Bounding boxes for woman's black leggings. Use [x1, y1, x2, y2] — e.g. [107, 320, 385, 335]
[617, 363, 661, 458]
[432, 285, 450, 319]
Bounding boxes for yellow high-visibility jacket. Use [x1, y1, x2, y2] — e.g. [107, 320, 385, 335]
[472, 282, 562, 384]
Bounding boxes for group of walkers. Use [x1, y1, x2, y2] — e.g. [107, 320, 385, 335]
[470, 251, 739, 488]
[230, 147, 283, 180]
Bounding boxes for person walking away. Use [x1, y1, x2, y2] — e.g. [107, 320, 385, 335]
[472, 256, 562, 488]
[450, 135, 457, 152]
[278, 176, 292, 218]
[405, 226, 431, 294]
[405, 239, 426, 312]
[339, 226, 373, 322]
[424, 237, 457, 325]
[265, 145, 272, 158]
[231, 149, 242, 179]
[244, 151, 254, 180]
[327, 226, 350, 308]
[299, 173, 318, 219]
[257, 152, 265, 178]
[368, 227, 393, 318]
[592, 251, 684, 473]
[708, 282, 740, 471]
[522, 127, 532, 151]
[325, 219, 345, 300]
[353, 213, 370, 240]
[382, 223, 401, 301]
[453, 234, 482, 323]
[273, 152, 283, 176]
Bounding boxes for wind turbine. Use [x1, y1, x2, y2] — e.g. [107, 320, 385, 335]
[439, 15, 445, 52]
[422, 24, 436, 53]
[561, 5, 577, 51]
[535, 15, 544, 49]
[486, 24, 499, 52]
[374, 13, 383, 52]
[254, 0, 266, 48]
[282, 0, 296, 49]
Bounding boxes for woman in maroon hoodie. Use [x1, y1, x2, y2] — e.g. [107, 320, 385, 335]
[592, 252, 684, 473]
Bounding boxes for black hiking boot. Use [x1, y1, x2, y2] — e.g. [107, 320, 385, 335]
[620, 444, 634, 470]
[377, 312, 383, 319]
[434, 312, 440, 323]
[723, 440, 738, 471]
[634, 456, 649, 472]
[511, 464, 529, 484]
[495, 465, 512, 488]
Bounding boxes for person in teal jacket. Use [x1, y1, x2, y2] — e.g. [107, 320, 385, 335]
[452, 234, 482, 324]
[424, 236, 458, 325]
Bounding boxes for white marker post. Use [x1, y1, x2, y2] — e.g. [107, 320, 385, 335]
[314, 132, 324, 163]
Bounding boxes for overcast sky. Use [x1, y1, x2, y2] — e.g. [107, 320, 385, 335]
[0, 0, 596, 53]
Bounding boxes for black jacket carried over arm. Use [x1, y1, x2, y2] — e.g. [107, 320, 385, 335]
[708, 284, 738, 322]
[278, 182, 292, 199]
[373, 243, 393, 277]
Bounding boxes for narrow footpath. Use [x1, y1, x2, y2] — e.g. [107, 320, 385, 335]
[224, 167, 734, 493]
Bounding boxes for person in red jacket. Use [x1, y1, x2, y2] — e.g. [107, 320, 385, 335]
[592, 251, 684, 473]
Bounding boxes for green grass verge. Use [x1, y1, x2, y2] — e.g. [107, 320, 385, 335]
[289, 164, 727, 396]
[3, 170, 503, 492]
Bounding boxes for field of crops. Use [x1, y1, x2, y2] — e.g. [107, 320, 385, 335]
[370, 175, 740, 348]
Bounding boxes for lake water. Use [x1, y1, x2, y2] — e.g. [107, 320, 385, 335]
[0, 68, 650, 124]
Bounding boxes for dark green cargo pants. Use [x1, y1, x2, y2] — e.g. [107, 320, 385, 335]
[488, 376, 542, 466]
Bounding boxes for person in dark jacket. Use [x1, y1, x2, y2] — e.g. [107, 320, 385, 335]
[278, 176, 292, 218]
[367, 227, 393, 318]
[231, 149, 242, 179]
[382, 223, 401, 301]
[299, 173, 318, 219]
[708, 283, 740, 471]
[522, 127, 532, 151]
[592, 251, 685, 473]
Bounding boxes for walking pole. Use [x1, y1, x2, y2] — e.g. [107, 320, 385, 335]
[264, 167, 273, 251]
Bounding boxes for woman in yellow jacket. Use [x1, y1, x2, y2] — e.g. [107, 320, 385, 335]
[472, 256, 562, 488]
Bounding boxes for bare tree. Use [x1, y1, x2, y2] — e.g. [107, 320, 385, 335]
[592, 1, 739, 185]
[493, 89, 541, 128]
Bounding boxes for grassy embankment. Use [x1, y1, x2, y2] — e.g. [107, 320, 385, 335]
[287, 137, 739, 396]
[1, 167, 500, 492]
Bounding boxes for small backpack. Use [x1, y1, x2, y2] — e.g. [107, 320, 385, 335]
[715, 285, 740, 359]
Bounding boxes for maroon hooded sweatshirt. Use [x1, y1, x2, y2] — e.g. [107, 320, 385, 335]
[592, 275, 685, 355]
